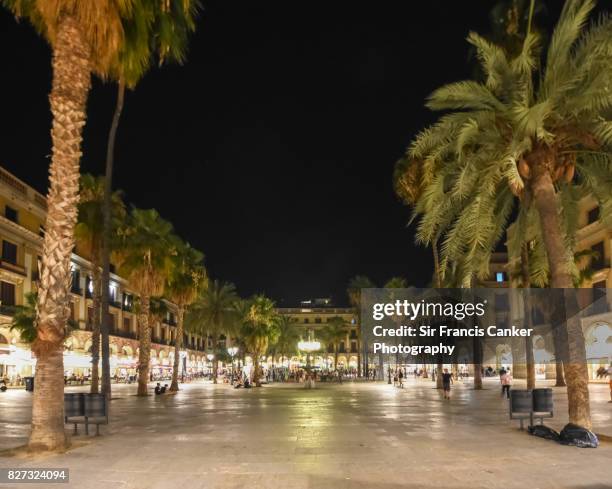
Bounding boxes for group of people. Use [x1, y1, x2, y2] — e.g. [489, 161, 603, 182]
[154, 382, 169, 395]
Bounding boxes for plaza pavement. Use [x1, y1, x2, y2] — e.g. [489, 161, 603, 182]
[0, 377, 611, 489]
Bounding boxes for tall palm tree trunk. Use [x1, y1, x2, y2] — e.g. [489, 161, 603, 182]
[137, 296, 152, 396]
[170, 306, 184, 392]
[520, 243, 536, 390]
[101, 80, 126, 398]
[473, 336, 482, 390]
[29, 15, 91, 452]
[356, 338, 361, 377]
[436, 357, 443, 389]
[253, 354, 261, 387]
[212, 334, 219, 384]
[90, 268, 101, 393]
[531, 164, 591, 429]
[334, 346, 338, 370]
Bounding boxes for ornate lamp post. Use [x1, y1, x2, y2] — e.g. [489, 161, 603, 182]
[179, 350, 187, 383]
[227, 346, 238, 381]
[298, 337, 320, 389]
[297, 338, 321, 371]
[206, 353, 214, 379]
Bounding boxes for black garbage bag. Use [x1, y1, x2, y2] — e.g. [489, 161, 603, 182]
[559, 423, 599, 448]
[528, 425, 560, 442]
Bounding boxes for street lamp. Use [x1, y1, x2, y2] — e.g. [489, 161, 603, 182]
[227, 347, 238, 381]
[297, 339, 321, 370]
[206, 353, 214, 379]
[179, 350, 187, 383]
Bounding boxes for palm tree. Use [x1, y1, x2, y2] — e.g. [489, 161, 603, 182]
[75, 174, 125, 394]
[393, 161, 443, 287]
[186, 281, 238, 384]
[6, 292, 38, 344]
[403, 0, 610, 428]
[271, 315, 300, 366]
[165, 242, 205, 392]
[0, 0, 192, 452]
[99, 0, 200, 398]
[347, 275, 375, 377]
[0, 0, 117, 452]
[3, 292, 76, 344]
[240, 295, 280, 387]
[322, 316, 347, 370]
[116, 209, 176, 396]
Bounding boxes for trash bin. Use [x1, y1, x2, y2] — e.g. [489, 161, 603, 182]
[533, 388, 553, 413]
[84, 393, 107, 418]
[510, 389, 532, 413]
[24, 376, 34, 392]
[64, 393, 85, 418]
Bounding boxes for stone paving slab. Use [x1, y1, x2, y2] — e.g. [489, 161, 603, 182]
[0, 378, 611, 489]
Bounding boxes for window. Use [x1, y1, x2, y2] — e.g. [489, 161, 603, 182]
[109, 283, 117, 303]
[303, 318, 309, 324]
[587, 207, 600, 225]
[339, 341, 346, 353]
[70, 268, 80, 294]
[4, 206, 17, 223]
[86, 277, 94, 297]
[351, 341, 357, 353]
[495, 272, 506, 283]
[591, 242, 605, 270]
[2, 240, 17, 264]
[592, 281, 608, 314]
[0, 281, 15, 306]
[123, 293, 133, 311]
[315, 317, 322, 324]
[123, 317, 131, 332]
[495, 293, 509, 310]
[350, 329, 357, 339]
[31, 256, 41, 282]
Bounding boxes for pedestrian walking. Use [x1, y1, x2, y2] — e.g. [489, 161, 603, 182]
[501, 369, 512, 399]
[442, 368, 453, 399]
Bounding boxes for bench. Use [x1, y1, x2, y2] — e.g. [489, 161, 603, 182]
[64, 393, 109, 436]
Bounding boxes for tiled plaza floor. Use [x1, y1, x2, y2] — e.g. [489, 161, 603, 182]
[0, 378, 611, 489]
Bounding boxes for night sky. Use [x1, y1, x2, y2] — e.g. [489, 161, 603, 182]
[0, 1, 574, 305]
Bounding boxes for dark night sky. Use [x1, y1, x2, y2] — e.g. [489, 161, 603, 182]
[0, 1, 574, 305]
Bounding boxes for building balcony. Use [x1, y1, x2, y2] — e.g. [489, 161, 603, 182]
[0, 304, 15, 317]
[0, 260, 26, 276]
[112, 329, 137, 341]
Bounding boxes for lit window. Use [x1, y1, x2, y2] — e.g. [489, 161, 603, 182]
[496, 272, 505, 283]
[109, 283, 117, 301]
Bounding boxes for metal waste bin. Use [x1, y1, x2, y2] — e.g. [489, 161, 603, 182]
[510, 389, 532, 412]
[532, 388, 553, 413]
[24, 376, 34, 392]
[509, 389, 533, 429]
[64, 393, 85, 418]
[84, 393, 107, 418]
[531, 388, 554, 424]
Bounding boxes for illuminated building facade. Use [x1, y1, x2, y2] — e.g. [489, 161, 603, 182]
[0, 166, 209, 385]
